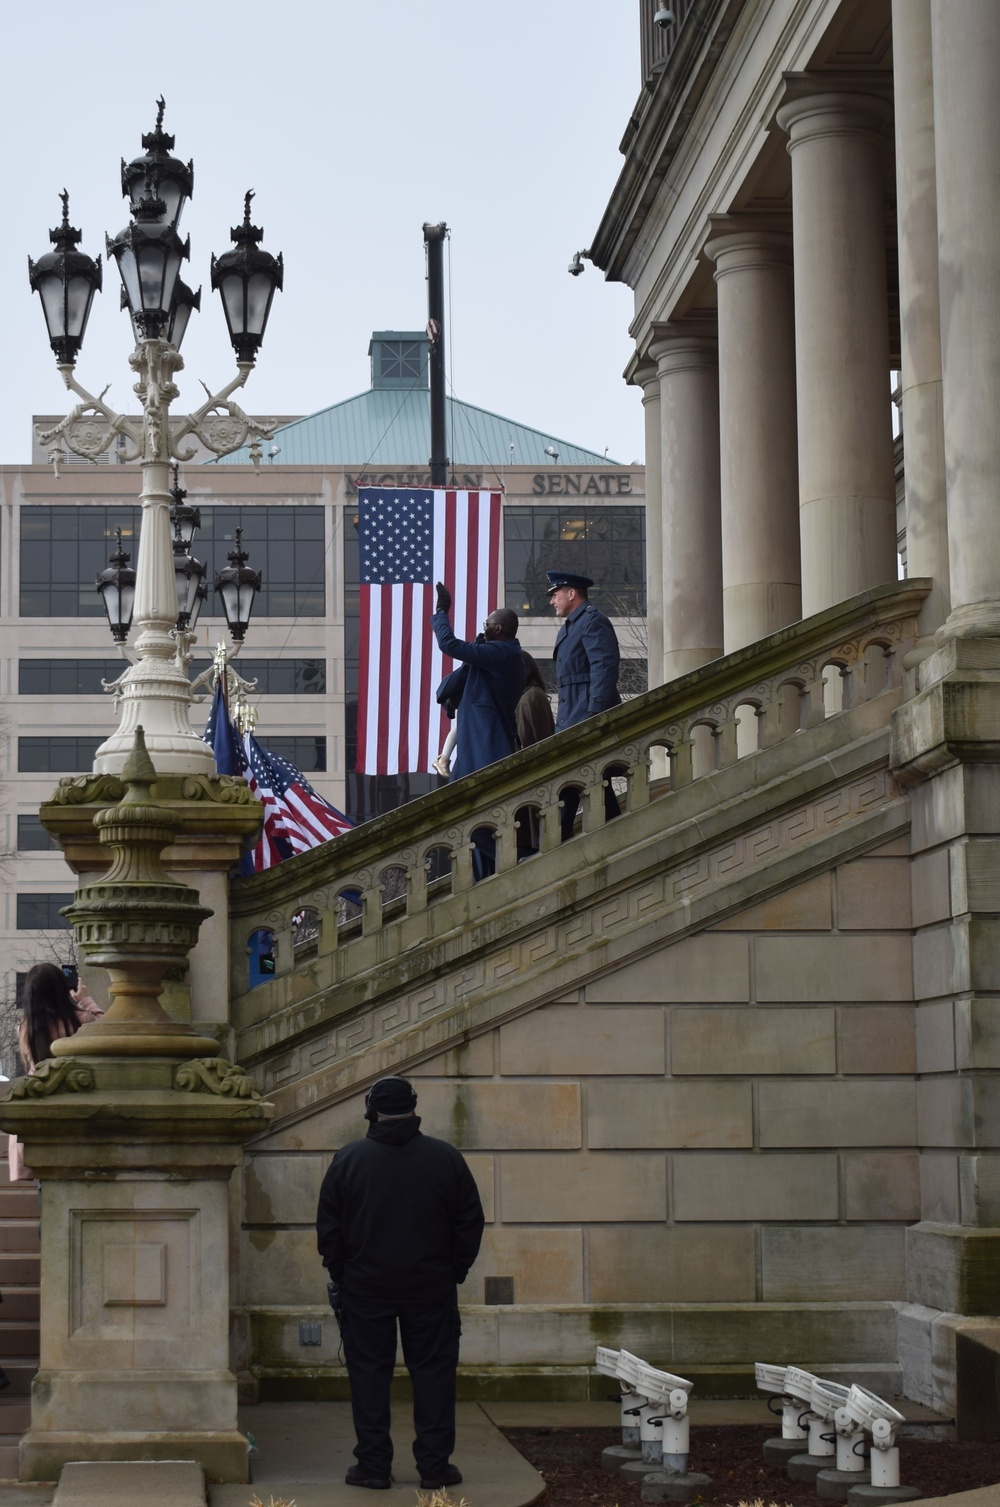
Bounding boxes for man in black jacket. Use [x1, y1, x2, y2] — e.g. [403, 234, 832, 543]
[316, 1076, 485, 1491]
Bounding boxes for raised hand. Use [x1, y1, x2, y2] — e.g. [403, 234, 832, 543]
[435, 581, 452, 613]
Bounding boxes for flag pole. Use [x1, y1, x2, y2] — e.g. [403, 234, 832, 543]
[423, 222, 449, 487]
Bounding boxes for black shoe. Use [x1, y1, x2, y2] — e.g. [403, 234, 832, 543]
[420, 1463, 463, 1489]
[345, 1463, 392, 1489]
[0, 1371, 10, 1393]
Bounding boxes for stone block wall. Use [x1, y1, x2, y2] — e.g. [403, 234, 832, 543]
[241, 832, 920, 1388]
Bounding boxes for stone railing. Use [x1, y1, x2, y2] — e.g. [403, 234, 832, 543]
[229, 580, 929, 1004]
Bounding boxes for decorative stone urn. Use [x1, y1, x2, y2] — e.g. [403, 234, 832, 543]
[0, 729, 272, 1483]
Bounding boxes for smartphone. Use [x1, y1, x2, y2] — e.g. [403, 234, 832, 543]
[61, 964, 79, 991]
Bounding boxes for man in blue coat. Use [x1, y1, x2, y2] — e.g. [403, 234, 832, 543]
[548, 571, 622, 836]
[548, 571, 621, 731]
[431, 584, 525, 779]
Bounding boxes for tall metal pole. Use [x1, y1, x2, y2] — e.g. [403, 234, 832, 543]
[423, 222, 449, 487]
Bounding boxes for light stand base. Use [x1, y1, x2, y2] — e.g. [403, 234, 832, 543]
[788, 1452, 837, 1482]
[764, 1436, 809, 1463]
[847, 1486, 922, 1507]
[817, 1467, 872, 1500]
[602, 1444, 642, 1473]
[641, 1470, 715, 1503]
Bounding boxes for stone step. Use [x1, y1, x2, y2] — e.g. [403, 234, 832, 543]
[0, 1442, 19, 1479]
[0, 1292, 39, 1323]
[0, 1400, 31, 1433]
[0, 1188, 41, 1220]
[0, 1257, 40, 1287]
[0, 1362, 37, 1397]
[0, 1326, 41, 1358]
[0, 1223, 40, 1254]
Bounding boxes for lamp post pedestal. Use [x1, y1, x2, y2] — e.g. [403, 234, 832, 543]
[6, 1056, 269, 1484]
[1, 733, 271, 1482]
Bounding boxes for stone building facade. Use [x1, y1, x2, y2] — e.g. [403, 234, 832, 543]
[216, 0, 1000, 1417]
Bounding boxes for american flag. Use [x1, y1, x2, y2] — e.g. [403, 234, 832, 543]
[242, 733, 354, 872]
[204, 681, 353, 871]
[356, 487, 503, 774]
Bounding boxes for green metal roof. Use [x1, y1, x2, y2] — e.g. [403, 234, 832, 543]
[219, 387, 620, 469]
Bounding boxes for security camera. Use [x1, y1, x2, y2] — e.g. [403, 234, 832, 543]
[654, 6, 675, 27]
[568, 249, 588, 276]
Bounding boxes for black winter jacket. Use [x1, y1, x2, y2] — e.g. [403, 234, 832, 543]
[316, 1117, 485, 1300]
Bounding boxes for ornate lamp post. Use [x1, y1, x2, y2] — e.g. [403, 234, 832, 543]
[29, 99, 283, 776]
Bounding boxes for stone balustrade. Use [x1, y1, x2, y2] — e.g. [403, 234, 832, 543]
[230, 579, 929, 1012]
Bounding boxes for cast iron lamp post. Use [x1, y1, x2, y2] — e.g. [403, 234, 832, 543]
[29, 99, 282, 775]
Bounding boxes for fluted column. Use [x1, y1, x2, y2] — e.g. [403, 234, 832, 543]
[632, 357, 664, 686]
[930, 1, 1000, 638]
[649, 330, 723, 680]
[704, 227, 801, 651]
[893, 0, 949, 645]
[777, 91, 897, 617]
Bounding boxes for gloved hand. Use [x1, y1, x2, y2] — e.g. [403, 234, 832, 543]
[327, 1280, 343, 1321]
[435, 581, 452, 613]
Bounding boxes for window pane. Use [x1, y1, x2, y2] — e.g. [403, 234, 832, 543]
[17, 815, 57, 851]
[16, 893, 73, 930]
[18, 737, 104, 772]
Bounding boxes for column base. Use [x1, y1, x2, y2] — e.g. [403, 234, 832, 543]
[940, 602, 1000, 640]
[906, 1223, 1000, 1314]
[19, 1429, 248, 1484]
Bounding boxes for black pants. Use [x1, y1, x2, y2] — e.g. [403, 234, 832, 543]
[340, 1288, 461, 1479]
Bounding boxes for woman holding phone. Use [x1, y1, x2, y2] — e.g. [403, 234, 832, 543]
[8, 964, 103, 1185]
[17, 963, 102, 1073]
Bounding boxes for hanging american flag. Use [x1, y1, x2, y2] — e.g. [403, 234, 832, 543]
[242, 732, 354, 871]
[356, 486, 503, 774]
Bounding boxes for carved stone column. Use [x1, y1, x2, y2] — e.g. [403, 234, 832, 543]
[930, 0, 1000, 638]
[0, 732, 272, 1482]
[650, 328, 723, 679]
[893, 0, 950, 647]
[629, 353, 664, 685]
[777, 90, 897, 616]
[704, 226, 801, 651]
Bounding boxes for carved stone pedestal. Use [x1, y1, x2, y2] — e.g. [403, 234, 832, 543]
[2, 1053, 270, 1482]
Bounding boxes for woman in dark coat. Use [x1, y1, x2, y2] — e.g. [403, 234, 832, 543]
[516, 653, 555, 748]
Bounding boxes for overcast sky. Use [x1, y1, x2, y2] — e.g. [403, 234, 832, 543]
[1, 1, 645, 468]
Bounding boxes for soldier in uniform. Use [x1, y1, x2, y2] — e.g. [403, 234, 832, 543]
[316, 1076, 484, 1491]
[548, 570, 621, 731]
[547, 571, 622, 836]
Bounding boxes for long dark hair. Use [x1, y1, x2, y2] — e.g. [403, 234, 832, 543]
[521, 651, 546, 691]
[19, 963, 79, 1070]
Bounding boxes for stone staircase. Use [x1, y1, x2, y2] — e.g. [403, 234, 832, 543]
[0, 1135, 38, 1478]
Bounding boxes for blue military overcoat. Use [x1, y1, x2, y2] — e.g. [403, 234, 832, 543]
[553, 601, 621, 733]
[431, 612, 526, 778]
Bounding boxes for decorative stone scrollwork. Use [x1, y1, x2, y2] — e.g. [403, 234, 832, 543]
[9, 1059, 95, 1098]
[50, 775, 125, 806]
[178, 774, 257, 806]
[173, 1058, 264, 1101]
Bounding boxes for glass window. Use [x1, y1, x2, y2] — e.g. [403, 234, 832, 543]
[503, 505, 646, 616]
[17, 815, 58, 851]
[264, 736, 327, 772]
[20, 505, 325, 618]
[19, 660, 123, 695]
[18, 738, 104, 773]
[16, 894, 73, 930]
[19, 505, 140, 617]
